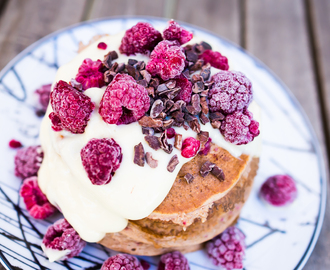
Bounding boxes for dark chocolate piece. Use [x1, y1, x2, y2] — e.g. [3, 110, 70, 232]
[200, 161, 215, 177]
[211, 166, 225, 181]
[184, 173, 194, 184]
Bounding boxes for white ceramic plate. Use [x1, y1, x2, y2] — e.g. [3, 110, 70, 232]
[0, 17, 326, 270]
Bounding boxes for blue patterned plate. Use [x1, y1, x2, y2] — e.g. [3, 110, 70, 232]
[0, 17, 326, 270]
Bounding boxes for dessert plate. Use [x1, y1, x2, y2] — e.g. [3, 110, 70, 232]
[0, 17, 326, 270]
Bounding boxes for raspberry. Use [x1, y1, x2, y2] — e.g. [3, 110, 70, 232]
[9, 139, 23, 149]
[99, 74, 150, 125]
[158, 251, 190, 270]
[42, 218, 86, 262]
[119, 22, 162, 55]
[35, 84, 51, 112]
[97, 42, 107, 50]
[163, 20, 193, 45]
[209, 71, 253, 114]
[181, 137, 200, 158]
[50, 80, 95, 134]
[206, 226, 246, 270]
[166, 127, 176, 139]
[101, 254, 143, 270]
[260, 175, 297, 206]
[146, 40, 186, 81]
[174, 75, 193, 103]
[199, 50, 229, 70]
[14, 145, 43, 179]
[220, 109, 260, 145]
[19, 176, 56, 219]
[75, 58, 105, 90]
[81, 138, 123, 185]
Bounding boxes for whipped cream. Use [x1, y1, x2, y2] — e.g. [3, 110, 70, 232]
[38, 32, 262, 242]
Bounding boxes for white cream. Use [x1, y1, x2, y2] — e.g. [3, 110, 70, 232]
[38, 32, 262, 243]
[41, 244, 71, 263]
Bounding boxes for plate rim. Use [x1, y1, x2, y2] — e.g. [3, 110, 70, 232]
[0, 15, 327, 270]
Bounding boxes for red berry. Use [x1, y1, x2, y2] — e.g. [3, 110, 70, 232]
[75, 58, 105, 90]
[158, 251, 190, 270]
[99, 74, 150, 125]
[50, 80, 95, 134]
[14, 145, 43, 179]
[35, 84, 51, 112]
[81, 138, 123, 185]
[174, 74, 193, 103]
[19, 176, 57, 219]
[181, 137, 200, 158]
[9, 139, 23, 149]
[97, 42, 107, 50]
[166, 128, 176, 139]
[146, 40, 186, 81]
[199, 50, 229, 70]
[260, 175, 297, 206]
[101, 254, 143, 270]
[140, 259, 151, 270]
[163, 20, 193, 45]
[119, 22, 163, 55]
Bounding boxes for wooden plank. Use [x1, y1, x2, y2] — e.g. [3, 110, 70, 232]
[0, 0, 88, 70]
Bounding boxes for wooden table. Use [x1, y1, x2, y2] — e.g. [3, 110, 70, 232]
[0, 0, 329, 269]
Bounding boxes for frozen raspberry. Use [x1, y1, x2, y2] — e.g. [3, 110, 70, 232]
[75, 58, 105, 90]
[99, 74, 150, 125]
[200, 50, 229, 70]
[9, 139, 23, 149]
[166, 128, 176, 139]
[119, 22, 162, 55]
[50, 80, 95, 134]
[198, 138, 212, 156]
[158, 251, 190, 270]
[220, 109, 260, 145]
[163, 20, 193, 45]
[81, 138, 123, 185]
[260, 175, 297, 206]
[209, 71, 253, 114]
[97, 42, 107, 50]
[19, 176, 56, 219]
[146, 40, 186, 81]
[174, 75, 192, 103]
[206, 226, 246, 270]
[42, 218, 86, 262]
[14, 145, 43, 179]
[35, 84, 51, 112]
[181, 137, 200, 158]
[101, 254, 143, 270]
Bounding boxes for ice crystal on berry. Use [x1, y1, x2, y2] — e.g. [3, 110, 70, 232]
[174, 74, 192, 103]
[158, 251, 190, 270]
[163, 20, 193, 45]
[146, 40, 186, 81]
[20, 176, 56, 219]
[14, 145, 43, 179]
[42, 218, 86, 262]
[50, 80, 95, 134]
[99, 74, 150, 125]
[35, 84, 51, 112]
[75, 58, 105, 90]
[220, 109, 259, 145]
[181, 137, 200, 158]
[260, 175, 297, 206]
[101, 254, 144, 270]
[206, 226, 246, 270]
[200, 50, 229, 70]
[119, 22, 162, 55]
[209, 71, 253, 114]
[81, 138, 123, 185]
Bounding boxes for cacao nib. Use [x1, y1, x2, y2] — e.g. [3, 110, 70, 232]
[200, 113, 210, 125]
[211, 120, 221, 129]
[209, 112, 225, 122]
[200, 63, 211, 81]
[145, 152, 158, 168]
[200, 161, 215, 177]
[150, 99, 164, 118]
[200, 97, 209, 115]
[144, 135, 161, 150]
[211, 166, 225, 181]
[184, 173, 194, 184]
[174, 134, 183, 150]
[128, 59, 138, 66]
[165, 80, 176, 89]
[139, 116, 163, 128]
[140, 70, 152, 83]
[159, 131, 173, 154]
[167, 155, 179, 173]
[134, 143, 145, 167]
[149, 78, 160, 89]
[142, 127, 154, 136]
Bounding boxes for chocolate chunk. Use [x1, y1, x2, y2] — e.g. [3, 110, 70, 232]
[128, 59, 138, 66]
[150, 99, 164, 118]
[145, 152, 158, 168]
[211, 120, 221, 129]
[174, 134, 183, 150]
[200, 161, 215, 177]
[192, 81, 204, 93]
[159, 131, 173, 154]
[167, 154, 179, 173]
[139, 116, 163, 128]
[104, 70, 116, 83]
[134, 143, 145, 167]
[126, 64, 142, 80]
[109, 62, 118, 72]
[70, 78, 82, 91]
[146, 87, 155, 97]
[115, 63, 125, 73]
[149, 78, 160, 89]
[156, 83, 168, 94]
[142, 127, 154, 136]
[200, 113, 210, 125]
[209, 112, 225, 121]
[200, 97, 209, 115]
[184, 173, 194, 184]
[200, 63, 211, 81]
[144, 135, 161, 150]
[211, 166, 225, 181]
[186, 50, 198, 62]
[140, 70, 152, 83]
[201, 41, 212, 50]
[103, 51, 118, 68]
[165, 80, 176, 89]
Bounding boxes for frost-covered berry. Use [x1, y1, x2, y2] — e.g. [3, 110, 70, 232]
[119, 22, 162, 55]
[163, 20, 193, 45]
[42, 218, 86, 262]
[260, 175, 297, 206]
[181, 137, 200, 158]
[49, 80, 95, 134]
[209, 71, 252, 114]
[174, 74, 192, 103]
[101, 254, 144, 270]
[35, 84, 51, 112]
[19, 176, 56, 219]
[158, 251, 190, 270]
[146, 40, 186, 81]
[99, 74, 150, 125]
[220, 109, 260, 145]
[206, 226, 246, 270]
[81, 138, 123, 185]
[200, 50, 229, 70]
[14, 145, 43, 179]
[75, 58, 105, 90]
